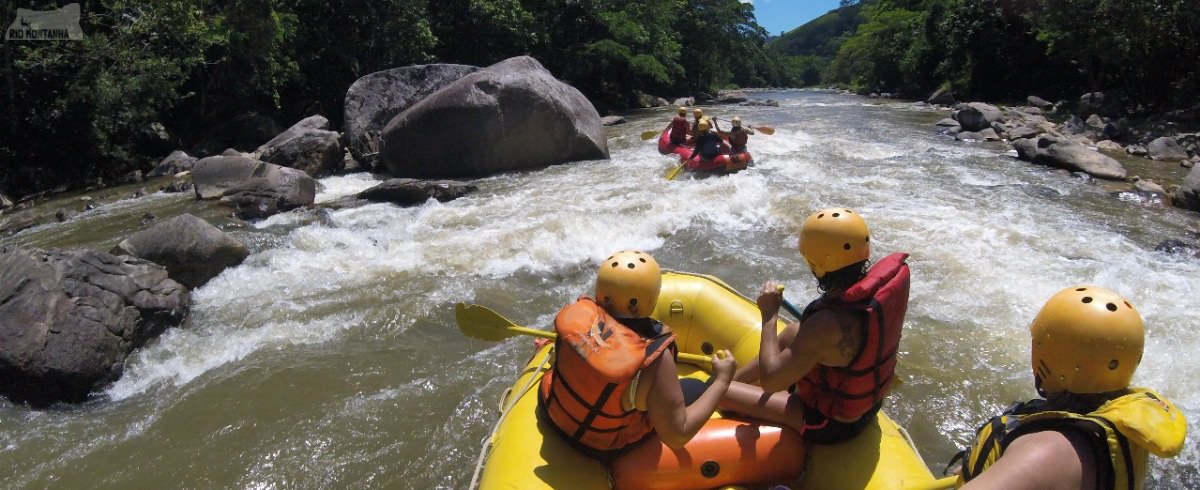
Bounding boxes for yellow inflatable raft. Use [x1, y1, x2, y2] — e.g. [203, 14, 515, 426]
[471, 270, 944, 490]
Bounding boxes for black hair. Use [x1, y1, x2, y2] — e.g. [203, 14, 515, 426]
[816, 259, 870, 294]
[1042, 389, 1131, 414]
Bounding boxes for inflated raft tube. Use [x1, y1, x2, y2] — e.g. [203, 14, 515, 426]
[658, 128, 694, 159]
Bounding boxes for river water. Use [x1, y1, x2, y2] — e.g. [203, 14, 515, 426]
[2, 90, 1197, 488]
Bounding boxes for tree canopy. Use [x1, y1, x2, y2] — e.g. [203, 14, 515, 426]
[1, 0, 804, 198]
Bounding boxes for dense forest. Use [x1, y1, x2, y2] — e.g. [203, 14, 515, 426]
[1, 0, 807, 199]
[4, 1, 1198, 200]
[773, 0, 1200, 111]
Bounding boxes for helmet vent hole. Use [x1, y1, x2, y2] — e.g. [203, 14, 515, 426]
[638, 258, 646, 263]
[629, 298, 637, 306]
[842, 243, 851, 250]
[832, 212, 841, 217]
[865, 236, 870, 243]
[626, 263, 635, 269]
[817, 213, 825, 219]
[1105, 303, 1118, 312]
[1124, 301, 1132, 309]
[610, 262, 619, 268]
[1076, 287, 1088, 291]
[1108, 360, 1119, 370]
[1081, 296, 1093, 304]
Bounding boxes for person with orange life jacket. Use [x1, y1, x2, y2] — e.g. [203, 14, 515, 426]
[719, 208, 911, 445]
[721, 116, 754, 154]
[537, 250, 737, 461]
[667, 106, 691, 145]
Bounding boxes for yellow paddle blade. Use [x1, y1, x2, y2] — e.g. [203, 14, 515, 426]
[665, 160, 687, 180]
[754, 125, 775, 135]
[455, 303, 710, 365]
[641, 129, 661, 141]
[455, 303, 555, 342]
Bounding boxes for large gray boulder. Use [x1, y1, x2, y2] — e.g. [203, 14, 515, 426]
[191, 156, 316, 220]
[954, 103, 1002, 132]
[111, 214, 249, 290]
[1147, 136, 1188, 162]
[1020, 136, 1127, 180]
[380, 56, 609, 178]
[147, 150, 197, 178]
[0, 247, 189, 406]
[344, 64, 480, 169]
[257, 115, 343, 177]
[927, 87, 956, 106]
[1173, 165, 1200, 212]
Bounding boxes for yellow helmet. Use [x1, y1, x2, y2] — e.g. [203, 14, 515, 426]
[678, 106, 688, 116]
[1030, 286, 1144, 395]
[693, 108, 704, 118]
[732, 116, 742, 127]
[595, 250, 661, 319]
[698, 119, 711, 132]
[797, 208, 870, 278]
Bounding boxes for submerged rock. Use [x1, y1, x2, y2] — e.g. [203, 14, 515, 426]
[112, 214, 249, 290]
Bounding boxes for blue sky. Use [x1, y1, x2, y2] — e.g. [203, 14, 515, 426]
[747, 0, 844, 37]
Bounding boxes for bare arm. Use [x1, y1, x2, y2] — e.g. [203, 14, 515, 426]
[644, 350, 735, 448]
[961, 430, 1096, 490]
[754, 282, 860, 393]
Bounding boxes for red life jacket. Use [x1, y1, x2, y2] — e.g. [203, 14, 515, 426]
[538, 296, 677, 459]
[669, 116, 689, 143]
[728, 129, 749, 150]
[793, 253, 910, 422]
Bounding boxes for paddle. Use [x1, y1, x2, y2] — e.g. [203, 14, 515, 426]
[455, 303, 713, 366]
[641, 129, 662, 141]
[665, 158, 688, 180]
[714, 117, 775, 135]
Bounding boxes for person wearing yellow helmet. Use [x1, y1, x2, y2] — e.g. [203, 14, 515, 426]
[950, 286, 1187, 489]
[690, 108, 705, 136]
[667, 106, 691, 145]
[722, 116, 755, 155]
[538, 250, 737, 460]
[719, 208, 913, 446]
[687, 117, 726, 163]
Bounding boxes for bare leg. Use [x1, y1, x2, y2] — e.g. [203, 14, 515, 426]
[719, 381, 807, 434]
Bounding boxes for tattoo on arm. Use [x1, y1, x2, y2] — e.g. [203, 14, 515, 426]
[837, 317, 859, 360]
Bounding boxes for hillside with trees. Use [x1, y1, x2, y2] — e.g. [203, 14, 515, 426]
[0, 0, 807, 200]
[783, 0, 1199, 112]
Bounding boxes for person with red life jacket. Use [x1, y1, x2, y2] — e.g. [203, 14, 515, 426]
[722, 116, 754, 154]
[667, 106, 691, 145]
[720, 208, 911, 445]
[538, 250, 737, 461]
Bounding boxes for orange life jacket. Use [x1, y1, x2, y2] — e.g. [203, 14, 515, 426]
[538, 296, 677, 459]
[794, 253, 910, 422]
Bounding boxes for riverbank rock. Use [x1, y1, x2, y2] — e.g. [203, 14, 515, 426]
[1148, 136, 1188, 161]
[954, 102, 1002, 132]
[1027, 95, 1053, 109]
[0, 192, 11, 211]
[343, 64, 480, 170]
[257, 116, 343, 177]
[716, 90, 748, 104]
[1173, 165, 1200, 212]
[380, 56, 608, 178]
[357, 178, 478, 206]
[147, 150, 198, 178]
[1016, 136, 1126, 180]
[0, 210, 38, 235]
[0, 247, 189, 406]
[111, 214, 248, 290]
[601, 116, 626, 126]
[191, 156, 316, 220]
